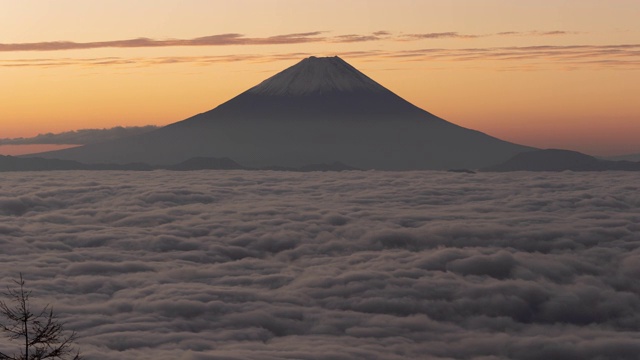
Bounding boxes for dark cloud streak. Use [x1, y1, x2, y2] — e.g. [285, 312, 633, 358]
[0, 29, 576, 52]
[400, 32, 481, 40]
[3, 43, 639, 71]
[0, 32, 330, 52]
[0, 126, 159, 145]
[498, 30, 578, 37]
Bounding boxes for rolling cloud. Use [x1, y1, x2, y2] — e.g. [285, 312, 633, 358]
[0, 171, 639, 359]
[0, 126, 159, 145]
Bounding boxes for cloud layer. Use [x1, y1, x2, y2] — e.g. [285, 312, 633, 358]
[0, 126, 159, 145]
[0, 171, 639, 359]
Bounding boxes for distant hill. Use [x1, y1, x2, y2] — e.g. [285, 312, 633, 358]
[30, 56, 534, 170]
[0, 155, 360, 172]
[0, 155, 87, 171]
[0, 155, 154, 172]
[447, 168, 476, 174]
[166, 157, 245, 171]
[260, 162, 359, 172]
[297, 161, 359, 172]
[606, 152, 640, 162]
[482, 149, 640, 172]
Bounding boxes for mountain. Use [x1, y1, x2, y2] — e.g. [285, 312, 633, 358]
[30, 56, 534, 170]
[0, 154, 363, 173]
[0, 155, 86, 171]
[481, 149, 640, 172]
[297, 161, 359, 172]
[0, 155, 153, 172]
[166, 157, 245, 171]
[606, 152, 640, 162]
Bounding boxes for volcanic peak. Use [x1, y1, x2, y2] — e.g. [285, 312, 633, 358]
[29, 55, 535, 170]
[246, 56, 388, 96]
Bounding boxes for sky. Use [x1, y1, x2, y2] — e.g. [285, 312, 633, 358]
[1, 0, 639, 156]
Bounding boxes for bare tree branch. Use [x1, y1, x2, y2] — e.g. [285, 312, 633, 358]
[0, 274, 81, 360]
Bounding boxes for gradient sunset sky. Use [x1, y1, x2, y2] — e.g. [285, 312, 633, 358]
[2, 0, 639, 156]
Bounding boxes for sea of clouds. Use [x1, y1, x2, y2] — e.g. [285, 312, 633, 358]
[0, 170, 639, 359]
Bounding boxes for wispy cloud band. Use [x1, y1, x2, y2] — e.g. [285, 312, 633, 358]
[0, 32, 329, 52]
[3, 44, 640, 70]
[0, 30, 575, 52]
[2, 30, 626, 71]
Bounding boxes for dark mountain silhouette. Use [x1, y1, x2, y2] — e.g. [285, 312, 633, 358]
[0, 126, 158, 145]
[607, 152, 640, 162]
[30, 56, 534, 170]
[0, 155, 360, 173]
[260, 161, 359, 172]
[448, 168, 476, 174]
[482, 149, 640, 172]
[0, 155, 153, 172]
[297, 161, 359, 172]
[166, 157, 245, 171]
[0, 155, 86, 171]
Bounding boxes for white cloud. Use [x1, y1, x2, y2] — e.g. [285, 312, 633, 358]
[0, 170, 639, 359]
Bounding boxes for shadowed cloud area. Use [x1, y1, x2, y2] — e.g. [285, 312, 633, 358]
[0, 126, 159, 145]
[1, 171, 639, 359]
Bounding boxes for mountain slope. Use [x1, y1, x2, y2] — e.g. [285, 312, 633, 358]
[247, 56, 388, 96]
[31, 56, 534, 170]
[607, 152, 640, 162]
[0, 155, 154, 171]
[482, 149, 640, 172]
[166, 157, 245, 171]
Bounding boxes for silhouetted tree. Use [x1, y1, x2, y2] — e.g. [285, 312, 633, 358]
[0, 274, 80, 360]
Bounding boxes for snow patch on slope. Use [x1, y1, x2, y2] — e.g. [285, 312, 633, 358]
[247, 56, 388, 96]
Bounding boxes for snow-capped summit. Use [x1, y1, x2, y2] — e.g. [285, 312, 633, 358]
[214, 55, 422, 119]
[247, 56, 387, 96]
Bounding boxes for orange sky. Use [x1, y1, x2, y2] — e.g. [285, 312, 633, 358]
[1, 0, 639, 156]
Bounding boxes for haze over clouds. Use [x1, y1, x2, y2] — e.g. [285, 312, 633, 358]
[1, 171, 639, 359]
